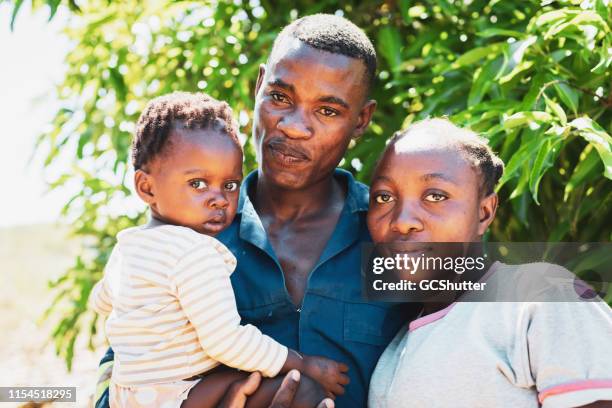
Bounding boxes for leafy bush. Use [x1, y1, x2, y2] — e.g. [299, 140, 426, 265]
[10, 0, 611, 367]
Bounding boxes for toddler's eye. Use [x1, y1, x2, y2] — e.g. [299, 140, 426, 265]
[224, 181, 239, 192]
[189, 180, 207, 190]
[424, 193, 447, 202]
[375, 193, 395, 204]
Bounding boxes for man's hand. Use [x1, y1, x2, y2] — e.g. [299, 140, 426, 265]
[218, 372, 262, 408]
[218, 370, 334, 408]
[269, 370, 334, 408]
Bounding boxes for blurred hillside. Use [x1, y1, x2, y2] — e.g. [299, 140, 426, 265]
[0, 224, 105, 407]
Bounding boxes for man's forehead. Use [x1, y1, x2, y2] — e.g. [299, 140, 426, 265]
[266, 37, 367, 94]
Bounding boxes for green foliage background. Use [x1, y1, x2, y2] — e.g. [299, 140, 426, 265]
[9, 0, 612, 367]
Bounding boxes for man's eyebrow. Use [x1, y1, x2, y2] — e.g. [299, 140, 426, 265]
[421, 172, 458, 184]
[268, 79, 294, 92]
[319, 96, 349, 109]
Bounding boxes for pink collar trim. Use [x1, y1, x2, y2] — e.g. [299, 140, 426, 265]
[408, 261, 502, 332]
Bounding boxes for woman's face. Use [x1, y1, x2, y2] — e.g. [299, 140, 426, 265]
[367, 139, 497, 246]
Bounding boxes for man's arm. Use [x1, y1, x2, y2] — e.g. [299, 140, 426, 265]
[94, 347, 114, 408]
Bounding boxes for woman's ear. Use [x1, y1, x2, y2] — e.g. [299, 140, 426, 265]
[134, 169, 156, 206]
[477, 192, 498, 236]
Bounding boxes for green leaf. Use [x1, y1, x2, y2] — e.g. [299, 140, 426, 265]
[570, 117, 612, 179]
[529, 136, 563, 204]
[10, 0, 24, 31]
[452, 42, 507, 68]
[377, 27, 402, 71]
[553, 83, 579, 115]
[595, 0, 610, 20]
[476, 28, 526, 39]
[544, 94, 567, 125]
[564, 147, 600, 201]
[497, 134, 541, 189]
[468, 58, 502, 106]
[503, 111, 552, 130]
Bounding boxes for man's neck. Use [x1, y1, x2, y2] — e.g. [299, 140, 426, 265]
[253, 170, 345, 222]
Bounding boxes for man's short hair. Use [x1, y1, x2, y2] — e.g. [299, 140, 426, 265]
[271, 14, 377, 91]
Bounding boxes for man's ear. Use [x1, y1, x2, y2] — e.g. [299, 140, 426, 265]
[134, 169, 156, 206]
[254, 64, 266, 98]
[353, 99, 377, 139]
[477, 192, 498, 236]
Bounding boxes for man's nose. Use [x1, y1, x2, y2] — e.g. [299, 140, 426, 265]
[277, 107, 313, 139]
[390, 202, 424, 236]
[206, 190, 229, 209]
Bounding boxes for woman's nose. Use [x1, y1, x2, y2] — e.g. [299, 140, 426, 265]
[390, 202, 424, 236]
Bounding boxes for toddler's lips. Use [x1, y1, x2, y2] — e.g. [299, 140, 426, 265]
[202, 220, 226, 233]
[202, 213, 227, 233]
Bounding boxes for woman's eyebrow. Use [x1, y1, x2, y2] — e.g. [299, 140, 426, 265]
[371, 175, 393, 184]
[421, 172, 457, 184]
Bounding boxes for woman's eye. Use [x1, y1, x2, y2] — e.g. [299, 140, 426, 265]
[224, 181, 239, 192]
[424, 193, 447, 202]
[319, 107, 338, 117]
[189, 180, 207, 190]
[375, 193, 395, 204]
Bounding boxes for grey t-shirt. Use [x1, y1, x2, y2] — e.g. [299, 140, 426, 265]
[368, 262, 612, 408]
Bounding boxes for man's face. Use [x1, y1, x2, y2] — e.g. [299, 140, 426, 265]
[252, 38, 375, 190]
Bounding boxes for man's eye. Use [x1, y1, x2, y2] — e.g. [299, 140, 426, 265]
[375, 194, 395, 204]
[189, 180, 207, 190]
[271, 92, 289, 103]
[424, 193, 447, 202]
[319, 107, 338, 117]
[224, 181, 239, 192]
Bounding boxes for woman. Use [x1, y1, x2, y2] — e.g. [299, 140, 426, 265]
[366, 118, 612, 408]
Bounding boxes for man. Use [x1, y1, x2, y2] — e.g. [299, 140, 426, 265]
[96, 14, 409, 407]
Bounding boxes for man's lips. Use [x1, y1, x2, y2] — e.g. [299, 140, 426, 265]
[267, 140, 309, 162]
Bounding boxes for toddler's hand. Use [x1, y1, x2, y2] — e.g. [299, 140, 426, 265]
[301, 355, 349, 397]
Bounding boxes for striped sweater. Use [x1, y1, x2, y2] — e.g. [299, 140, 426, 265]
[89, 224, 288, 386]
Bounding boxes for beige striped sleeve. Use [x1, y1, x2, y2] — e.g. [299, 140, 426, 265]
[90, 277, 113, 315]
[89, 244, 123, 315]
[171, 239, 288, 378]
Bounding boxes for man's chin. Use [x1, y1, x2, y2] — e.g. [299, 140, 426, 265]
[261, 164, 310, 190]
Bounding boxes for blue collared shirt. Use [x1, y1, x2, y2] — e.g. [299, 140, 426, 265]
[96, 168, 408, 407]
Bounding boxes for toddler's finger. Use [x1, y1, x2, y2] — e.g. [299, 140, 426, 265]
[338, 374, 350, 385]
[331, 383, 345, 396]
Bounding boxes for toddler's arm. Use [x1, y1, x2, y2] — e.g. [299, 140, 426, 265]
[89, 278, 113, 315]
[173, 245, 288, 378]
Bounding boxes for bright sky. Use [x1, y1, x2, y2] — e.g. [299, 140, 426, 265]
[0, 3, 72, 226]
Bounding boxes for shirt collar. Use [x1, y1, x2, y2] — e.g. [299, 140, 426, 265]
[236, 168, 369, 263]
[237, 168, 369, 215]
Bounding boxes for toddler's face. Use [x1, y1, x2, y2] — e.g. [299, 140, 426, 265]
[143, 128, 243, 236]
[367, 140, 495, 246]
